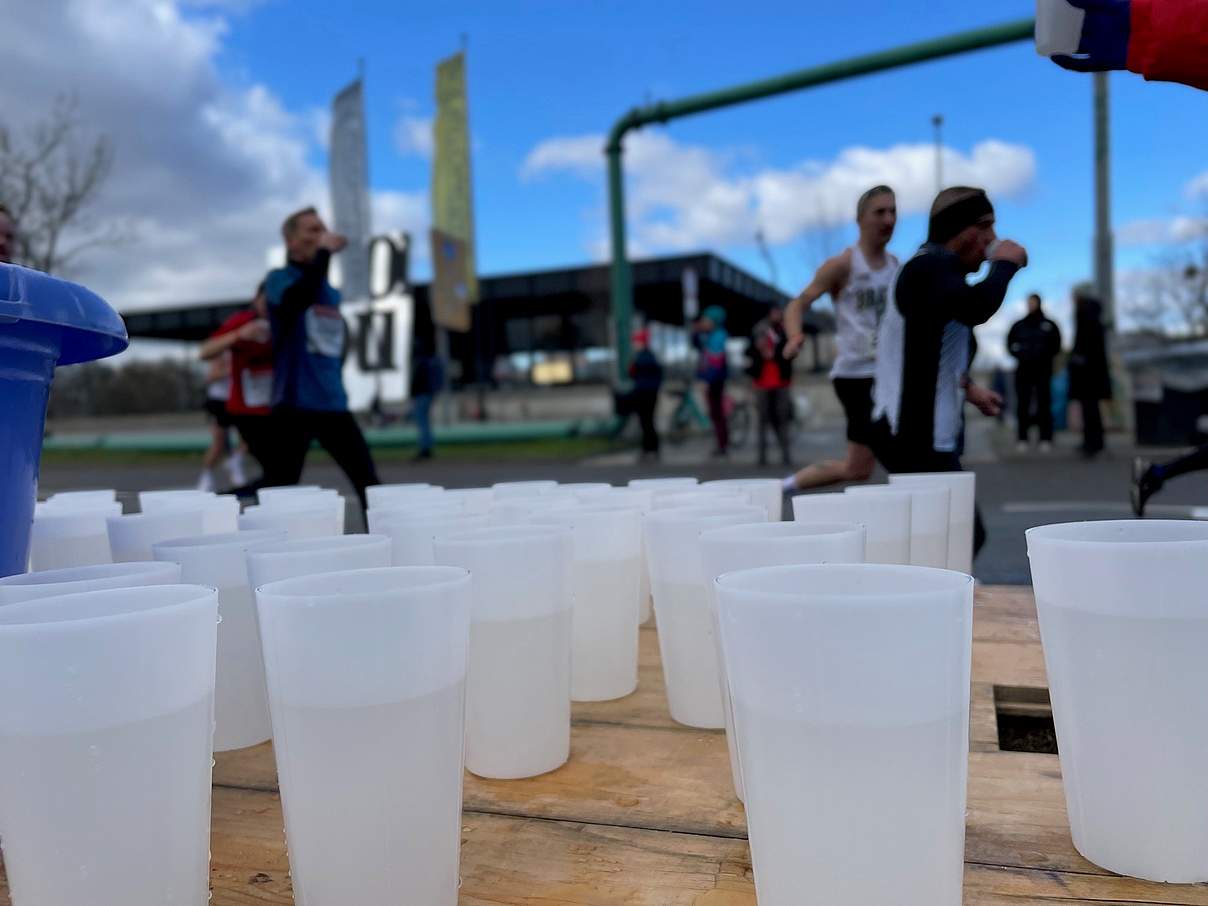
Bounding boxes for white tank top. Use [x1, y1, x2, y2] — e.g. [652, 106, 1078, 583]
[831, 245, 899, 379]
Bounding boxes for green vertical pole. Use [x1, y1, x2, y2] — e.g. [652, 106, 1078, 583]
[607, 123, 635, 384]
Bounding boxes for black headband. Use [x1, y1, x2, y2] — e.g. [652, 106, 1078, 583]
[927, 192, 993, 244]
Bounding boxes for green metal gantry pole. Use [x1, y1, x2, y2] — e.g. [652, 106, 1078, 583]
[606, 18, 1035, 382]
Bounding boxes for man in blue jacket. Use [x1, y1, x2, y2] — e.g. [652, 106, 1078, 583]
[264, 207, 379, 511]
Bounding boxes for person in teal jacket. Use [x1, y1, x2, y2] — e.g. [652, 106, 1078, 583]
[693, 305, 731, 457]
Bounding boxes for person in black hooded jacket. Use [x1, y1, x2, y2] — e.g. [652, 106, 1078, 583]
[1008, 293, 1062, 450]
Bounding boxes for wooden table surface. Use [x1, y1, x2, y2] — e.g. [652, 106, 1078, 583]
[4, 585, 1207, 904]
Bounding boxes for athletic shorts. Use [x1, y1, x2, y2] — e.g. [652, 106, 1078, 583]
[204, 397, 233, 428]
[832, 377, 876, 446]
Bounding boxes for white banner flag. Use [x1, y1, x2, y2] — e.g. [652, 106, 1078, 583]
[329, 79, 372, 304]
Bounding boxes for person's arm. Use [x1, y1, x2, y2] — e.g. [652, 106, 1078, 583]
[784, 250, 850, 358]
[199, 317, 269, 360]
[273, 249, 333, 329]
[1006, 321, 1023, 360]
[899, 255, 1022, 328]
[1128, 0, 1208, 91]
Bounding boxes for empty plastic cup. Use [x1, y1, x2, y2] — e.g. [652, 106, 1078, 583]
[848, 484, 950, 569]
[442, 487, 494, 514]
[257, 485, 327, 503]
[255, 566, 471, 906]
[367, 498, 467, 535]
[558, 482, 613, 495]
[889, 472, 976, 573]
[570, 488, 657, 623]
[0, 561, 182, 604]
[366, 487, 447, 520]
[793, 491, 910, 564]
[492, 480, 557, 499]
[140, 492, 237, 535]
[716, 564, 973, 905]
[703, 478, 783, 521]
[529, 505, 644, 702]
[153, 529, 285, 750]
[0, 264, 128, 578]
[247, 535, 392, 588]
[1027, 520, 1208, 882]
[30, 506, 118, 570]
[240, 497, 343, 540]
[434, 525, 573, 778]
[47, 489, 117, 506]
[380, 511, 489, 566]
[645, 503, 767, 728]
[138, 489, 214, 511]
[628, 477, 698, 491]
[654, 489, 748, 510]
[0, 583, 218, 905]
[107, 509, 206, 562]
[699, 521, 867, 800]
[365, 483, 437, 510]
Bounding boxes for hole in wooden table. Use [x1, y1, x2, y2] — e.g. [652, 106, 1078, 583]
[994, 685, 1058, 754]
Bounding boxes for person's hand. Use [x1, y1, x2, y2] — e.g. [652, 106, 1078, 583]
[990, 239, 1028, 269]
[783, 333, 806, 360]
[1051, 0, 1131, 73]
[966, 384, 1004, 418]
[238, 318, 271, 343]
[319, 232, 348, 253]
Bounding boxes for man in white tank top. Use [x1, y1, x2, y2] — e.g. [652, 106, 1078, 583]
[782, 185, 898, 491]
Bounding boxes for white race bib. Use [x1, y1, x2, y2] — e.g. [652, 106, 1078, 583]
[305, 305, 346, 358]
[241, 369, 274, 409]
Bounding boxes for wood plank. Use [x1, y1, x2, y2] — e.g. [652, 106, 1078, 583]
[971, 681, 1001, 752]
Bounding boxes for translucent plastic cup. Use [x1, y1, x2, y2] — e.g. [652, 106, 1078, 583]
[1035, 0, 1086, 56]
[492, 480, 557, 499]
[889, 473, 976, 573]
[381, 512, 489, 566]
[240, 498, 343, 540]
[107, 509, 206, 562]
[793, 492, 910, 564]
[257, 485, 328, 503]
[570, 488, 657, 623]
[0, 561, 182, 604]
[365, 483, 437, 510]
[488, 497, 574, 526]
[367, 499, 468, 535]
[559, 482, 612, 495]
[703, 478, 784, 522]
[138, 489, 215, 511]
[848, 484, 950, 569]
[645, 504, 767, 728]
[434, 525, 573, 778]
[141, 493, 238, 535]
[247, 535, 393, 588]
[365, 488, 448, 524]
[629, 477, 698, 491]
[1027, 520, 1208, 882]
[30, 506, 118, 570]
[699, 522, 867, 800]
[529, 506, 644, 701]
[47, 489, 117, 506]
[153, 529, 285, 750]
[0, 584, 218, 906]
[716, 564, 973, 905]
[255, 567, 471, 906]
[442, 487, 494, 515]
[654, 489, 748, 510]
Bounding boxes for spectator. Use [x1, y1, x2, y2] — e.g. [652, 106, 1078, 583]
[1068, 288, 1112, 458]
[409, 342, 444, 462]
[693, 305, 730, 458]
[748, 305, 793, 466]
[629, 328, 663, 461]
[1007, 293, 1062, 452]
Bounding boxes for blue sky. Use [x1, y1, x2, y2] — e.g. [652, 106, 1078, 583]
[6, 0, 1206, 358]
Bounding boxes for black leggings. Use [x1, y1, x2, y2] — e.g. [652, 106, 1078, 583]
[705, 382, 729, 453]
[1153, 444, 1208, 485]
[262, 409, 380, 512]
[756, 387, 791, 464]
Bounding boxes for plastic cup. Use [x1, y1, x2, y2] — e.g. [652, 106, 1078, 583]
[257, 485, 328, 503]
[1027, 520, 1208, 882]
[138, 489, 215, 511]
[140, 493, 238, 535]
[793, 492, 910, 564]
[47, 489, 117, 506]
[247, 535, 392, 588]
[0, 561, 182, 604]
[1035, 0, 1087, 56]
[30, 506, 118, 570]
[107, 509, 206, 562]
[492, 480, 557, 499]
[434, 525, 573, 778]
[365, 483, 437, 510]
[0, 264, 127, 578]
[240, 497, 344, 539]
[716, 564, 973, 905]
[0, 583, 218, 905]
[848, 485, 950, 570]
[628, 477, 698, 491]
[153, 529, 286, 750]
[487, 497, 574, 526]
[366, 486, 447, 518]
[367, 498, 468, 535]
[889, 473, 976, 573]
[571, 488, 657, 623]
[380, 512, 489, 566]
[645, 503, 767, 728]
[529, 505, 644, 702]
[699, 522, 867, 800]
[655, 489, 749, 510]
[559, 482, 613, 495]
[255, 566, 471, 906]
[703, 478, 784, 522]
[442, 487, 494, 515]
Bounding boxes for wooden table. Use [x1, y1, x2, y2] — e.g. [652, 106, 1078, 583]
[4, 586, 1207, 904]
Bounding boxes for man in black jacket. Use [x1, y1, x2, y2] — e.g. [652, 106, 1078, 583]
[1007, 293, 1062, 452]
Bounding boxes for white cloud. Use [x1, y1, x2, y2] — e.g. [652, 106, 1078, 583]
[522, 131, 1036, 256]
[1117, 216, 1208, 247]
[393, 114, 434, 159]
[1186, 171, 1208, 200]
[0, 0, 424, 310]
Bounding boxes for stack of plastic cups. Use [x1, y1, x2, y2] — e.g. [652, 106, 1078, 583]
[435, 525, 574, 778]
[793, 492, 911, 564]
[628, 477, 698, 492]
[716, 564, 973, 905]
[644, 503, 767, 727]
[492, 480, 558, 500]
[530, 505, 644, 702]
[380, 510, 489, 566]
[247, 534, 392, 591]
[29, 499, 122, 570]
[0, 584, 218, 904]
[889, 473, 976, 573]
[255, 567, 471, 905]
[0, 561, 182, 604]
[153, 529, 285, 751]
[1027, 520, 1208, 882]
[699, 521, 866, 801]
[703, 478, 784, 522]
[847, 484, 950, 569]
[107, 508, 206, 562]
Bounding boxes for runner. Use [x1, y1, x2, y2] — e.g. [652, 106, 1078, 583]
[782, 185, 898, 490]
[197, 356, 245, 491]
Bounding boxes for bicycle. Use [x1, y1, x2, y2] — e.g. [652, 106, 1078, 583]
[665, 381, 752, 449]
